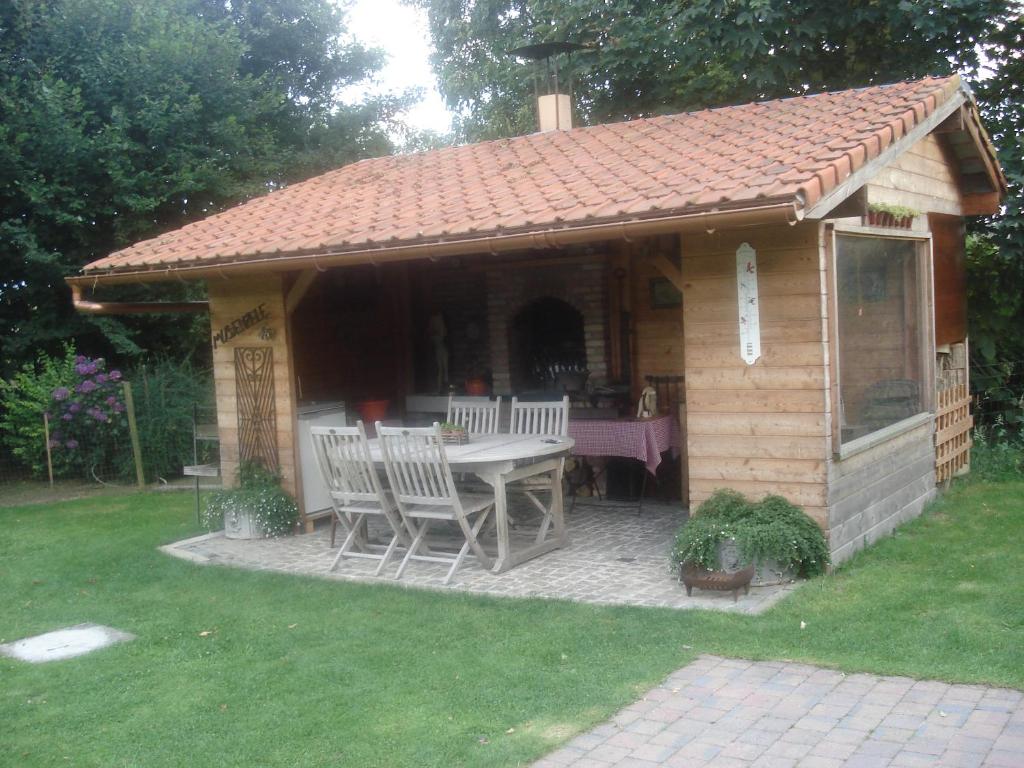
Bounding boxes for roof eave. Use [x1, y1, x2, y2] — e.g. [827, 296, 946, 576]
[68, 198, 804, 287]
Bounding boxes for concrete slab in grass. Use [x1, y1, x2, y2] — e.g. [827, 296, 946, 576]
[0, 623, 134, 663]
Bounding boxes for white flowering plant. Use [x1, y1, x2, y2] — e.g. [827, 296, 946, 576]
[202, 461, 298, 537]
[672, 490, 829, 577]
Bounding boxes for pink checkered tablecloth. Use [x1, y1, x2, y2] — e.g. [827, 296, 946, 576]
[567, 415, 681, 475]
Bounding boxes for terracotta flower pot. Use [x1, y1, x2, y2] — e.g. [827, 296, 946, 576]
[357, 399, 390, 423]
[464, 378, 488, 396]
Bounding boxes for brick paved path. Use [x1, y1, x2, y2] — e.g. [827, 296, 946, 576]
[535, 656, 1023, 768]
[164, 501, 795, 613]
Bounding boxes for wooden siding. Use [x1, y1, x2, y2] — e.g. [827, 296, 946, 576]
[682, 223, 830, 528]
[867, 134, 962, 216]
[208, 275, 298, 499]
[630, 241, 685, 391]
[827, 420, 937, 563]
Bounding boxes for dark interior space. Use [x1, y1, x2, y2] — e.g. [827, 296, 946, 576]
[509, 297, 586, 394]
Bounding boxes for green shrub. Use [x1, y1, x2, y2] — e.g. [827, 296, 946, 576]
[971, 423, 1024, 482]
[672, 490, 830, 578]
[202, 461, 298, 537]
[130, 358, 214, 482]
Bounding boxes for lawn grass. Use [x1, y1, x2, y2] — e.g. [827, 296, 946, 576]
[2, 478, 1022, 767]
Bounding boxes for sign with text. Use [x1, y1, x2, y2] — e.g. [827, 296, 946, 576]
[736, 243, 761, 365]
[212, 303, 269, 349]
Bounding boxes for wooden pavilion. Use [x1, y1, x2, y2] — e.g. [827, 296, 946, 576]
[70, 75, 1005, 563]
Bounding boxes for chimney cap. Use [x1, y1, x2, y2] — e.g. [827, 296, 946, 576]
[507, 41, 588, 61]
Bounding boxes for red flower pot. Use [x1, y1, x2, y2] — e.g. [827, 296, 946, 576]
[356, 399, 390, 423]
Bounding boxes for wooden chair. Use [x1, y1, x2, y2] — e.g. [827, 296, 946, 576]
[376, 422, 495, 584]
[446, 395, 502, 434]
[508, 396, 569, 543]
[510, 395, 569, 437]
[309, 423, 409, 576]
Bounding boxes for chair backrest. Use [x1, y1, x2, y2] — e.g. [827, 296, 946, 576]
[510, 395, 569, 436]
[376, 423, 457, 508]
[446, 395, 502, 434]
[309, 422, 386, 505]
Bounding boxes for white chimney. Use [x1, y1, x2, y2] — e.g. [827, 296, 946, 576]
[538, 93, 573, 132]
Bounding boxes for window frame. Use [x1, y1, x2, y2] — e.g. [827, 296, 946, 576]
[826, 223, 936, 459]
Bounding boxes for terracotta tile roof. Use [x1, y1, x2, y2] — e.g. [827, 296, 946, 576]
[82, 75, 965, 278]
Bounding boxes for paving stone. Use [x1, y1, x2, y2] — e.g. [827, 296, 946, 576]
[526, 655, 1024, 768]
[163, 501, 797, 613]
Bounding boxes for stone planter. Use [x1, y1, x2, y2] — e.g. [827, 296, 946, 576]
[223, 508, 267, 540]
[718, 539, 795, 586]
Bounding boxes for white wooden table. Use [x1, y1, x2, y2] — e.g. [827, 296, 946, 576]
[367, 433, 574, 573]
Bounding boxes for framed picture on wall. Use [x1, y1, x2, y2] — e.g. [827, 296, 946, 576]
[649, 277, 682, 309]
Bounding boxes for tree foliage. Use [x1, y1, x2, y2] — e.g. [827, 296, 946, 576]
[0, 0, 406, 376]
[413, 0, 1011, 140]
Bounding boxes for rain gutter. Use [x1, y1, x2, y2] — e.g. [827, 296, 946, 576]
[66, 199, 802, 289]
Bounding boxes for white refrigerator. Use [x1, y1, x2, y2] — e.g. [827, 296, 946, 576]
[296, 401, 346, 520]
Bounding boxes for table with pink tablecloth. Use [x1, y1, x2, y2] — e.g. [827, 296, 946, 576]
[567, 415, 681, 475]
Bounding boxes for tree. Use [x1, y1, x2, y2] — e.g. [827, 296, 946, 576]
[0, 0, 406, 376]
[413, 0, 1011, 141]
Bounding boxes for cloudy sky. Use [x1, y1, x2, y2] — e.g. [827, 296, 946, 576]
[344, 0, 455, 134]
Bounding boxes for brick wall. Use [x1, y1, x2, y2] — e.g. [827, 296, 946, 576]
[485, 255, 609, 395]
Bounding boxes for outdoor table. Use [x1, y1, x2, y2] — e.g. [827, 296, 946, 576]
[567, 414, 680, 475]
[366, 433, 574, 573]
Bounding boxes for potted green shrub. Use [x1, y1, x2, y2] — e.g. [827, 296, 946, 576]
[202, 461, 299, 539]
[671, 490, 830, 588]
[867, 202, 917, 229]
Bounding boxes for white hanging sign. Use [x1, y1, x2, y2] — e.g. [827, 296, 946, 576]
[736, 242, 761, 365]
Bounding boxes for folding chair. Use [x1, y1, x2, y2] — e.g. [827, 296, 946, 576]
[309, 423, 409, 576]
[376, 423, 495, 585]
[508, 395, 569, 544]
[446, 394, 502, 434]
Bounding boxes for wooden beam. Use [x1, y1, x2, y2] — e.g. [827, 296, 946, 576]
[826, 186, 868, 219]
[285, 269, 318, 315]
[961, 191, 1002, 216]
[647, 251, 685, 294]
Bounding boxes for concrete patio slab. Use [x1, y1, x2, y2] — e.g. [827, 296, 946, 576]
[162, 501, 798, 613]
[532, 655, 1024, 767]
[0, 623, 135, 663]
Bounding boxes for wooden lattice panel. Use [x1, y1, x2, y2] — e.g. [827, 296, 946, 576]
[935, 383, 972, 484]
[235, 347, 278, 472]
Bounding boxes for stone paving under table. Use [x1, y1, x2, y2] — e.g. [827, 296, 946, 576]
[534, 655, 1024, 768]
[163, 500, 796, 613]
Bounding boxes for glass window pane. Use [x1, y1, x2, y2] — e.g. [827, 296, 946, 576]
[836, 236, 922, 444]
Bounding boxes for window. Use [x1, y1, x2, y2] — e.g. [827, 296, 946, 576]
[835, 234, 929, 446]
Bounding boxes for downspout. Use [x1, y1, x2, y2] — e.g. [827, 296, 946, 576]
[70, 283, 209, 314]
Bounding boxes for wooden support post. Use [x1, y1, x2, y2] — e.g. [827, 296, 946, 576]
[43, 412, 54, 488]
[122, 381, 145, 488]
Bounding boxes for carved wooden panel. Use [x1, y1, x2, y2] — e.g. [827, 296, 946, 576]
[235, 347, 278, 472]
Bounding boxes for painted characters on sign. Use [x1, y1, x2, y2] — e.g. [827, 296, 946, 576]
[212, 303, 270, 349]
[736, 243, 761, 365]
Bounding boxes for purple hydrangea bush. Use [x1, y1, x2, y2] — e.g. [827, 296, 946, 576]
[47, 355, 129, 476]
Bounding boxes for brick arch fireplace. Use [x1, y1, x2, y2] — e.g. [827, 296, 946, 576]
[486, 255, 609, 395]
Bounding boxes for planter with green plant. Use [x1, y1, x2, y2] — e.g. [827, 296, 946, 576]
[867, 202, 918, 229]
[202, 461, 299, 539]
[671, 489, 830, 588]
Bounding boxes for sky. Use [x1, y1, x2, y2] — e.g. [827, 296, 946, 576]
[343, 0, 455, 134]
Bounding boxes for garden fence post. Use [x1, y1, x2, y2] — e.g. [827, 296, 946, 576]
[123, 381, 145, 488]
[43, 412, 54, 488]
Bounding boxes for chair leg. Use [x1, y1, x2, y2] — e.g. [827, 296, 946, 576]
[396, 520, 430, 580]
[445, 506, 493, 584]
[330, 515, 338, 548]
[374, 533, 401, 577]
[330, 513, 364, 571]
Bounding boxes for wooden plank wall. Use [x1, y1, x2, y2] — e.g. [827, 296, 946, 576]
[630, 239, 685, 398]
[867, 134, 962, 216]
[827, 421, 937, 563]
[207, 274, 297, 497]
[681, 223, 830, 528]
